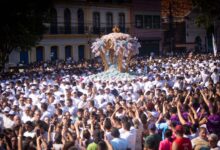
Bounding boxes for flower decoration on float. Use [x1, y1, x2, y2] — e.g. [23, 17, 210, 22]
[91, 25, 141, 72]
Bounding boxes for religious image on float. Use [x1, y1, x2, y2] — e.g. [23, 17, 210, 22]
[91, 26, 141, 72]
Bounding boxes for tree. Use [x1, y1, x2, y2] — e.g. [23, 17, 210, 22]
[192, 0, 220, 30]
[0, 0, 52, 71]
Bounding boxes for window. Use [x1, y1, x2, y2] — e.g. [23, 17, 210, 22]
[135, 15, 160, 29]
[106, 13, 113, 33]
[50, 8, 57, 34]
[65, 46, 72, 59]
[93, 12, 100, 34]
[36, 46, 44, 62]
[144, 15, 152, 29]
[64, 8, 71, 34]
[135, 15, 143, 28]
[119, 13, 125, 32]
[78, 9, 84, 34]
[153, 16, 160, 29]
[51, 46, 58, 61]
[78, 45, 85, 60]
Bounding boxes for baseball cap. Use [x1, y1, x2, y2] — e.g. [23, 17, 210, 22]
[9, 110, 15, 115]
[3, 107, 10, 113]
[175, 125, 184, 133]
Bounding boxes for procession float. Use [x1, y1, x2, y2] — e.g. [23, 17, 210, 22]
[88, 26, 141, 81]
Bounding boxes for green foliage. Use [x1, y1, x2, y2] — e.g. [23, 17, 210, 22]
[0, 0, 52, 70]
[192, 0, 220, 29]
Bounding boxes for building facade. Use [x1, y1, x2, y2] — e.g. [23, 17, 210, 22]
[9, 0, 131, 65]
[131, 0, 163, 56]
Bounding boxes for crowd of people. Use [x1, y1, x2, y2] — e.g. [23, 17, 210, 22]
[0, 53, 220, 150]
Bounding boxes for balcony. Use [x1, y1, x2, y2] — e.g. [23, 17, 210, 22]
[45, 23, 130, 35]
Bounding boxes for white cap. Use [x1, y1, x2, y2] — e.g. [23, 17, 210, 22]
[65, 85, 71, 90]
[40, 99, 47, 103]
[42, 81, 47, 86]
[8, 96, 15, 101]
[31, 86, 37, 90]
[25, 105, 31, 110]
[13, 101, 19, 106]
[9, 110, 15, 115]
[17, 87, 22, 91]
[3, 107, 10, 112]
[53, 99, 60, 105]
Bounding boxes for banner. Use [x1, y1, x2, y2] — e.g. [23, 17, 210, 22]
[212, 34, 217, 56]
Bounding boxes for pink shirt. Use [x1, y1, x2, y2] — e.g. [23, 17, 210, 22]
[159, 138, 173, 150]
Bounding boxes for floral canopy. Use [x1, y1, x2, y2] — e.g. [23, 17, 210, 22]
[91, 26, 141, 72]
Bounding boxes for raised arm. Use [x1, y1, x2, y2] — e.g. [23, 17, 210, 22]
[177, 102, 187, 125]
[74, 121, 81, 139]
[200, 90, 211, 108]
[183, 91, 191, 104]
[162, 101, 167, 115]
[18, 126, 23, 150]
[189, 103, 198, 121]
[110, 106, 120, 126]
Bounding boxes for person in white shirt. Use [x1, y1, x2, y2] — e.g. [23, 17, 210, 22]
[211, 69, 219, 84]
[40, 103, 51, 120]
[104, 88, 115, 104]
[23, 121, 36, 138]
[21, 106, 32, 123]
[94, 89, 106, 108]
[78, 94, 88, 109]
[63, 99, 77, 115]
[71, 90, 81, 107]
[120, 119, 136, 150]
[2, 108, 14, 129]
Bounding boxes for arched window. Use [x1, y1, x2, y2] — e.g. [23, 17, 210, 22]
[106, 12, 113, 33]
[36, 46, 44, 62]
[77, 9, 84, 34]
[78, 45, 85, 60]
[93, 12, 100, 34]
[65, 46, 72, 59]
[119, 13, 125, 32]
[20, 50, 29, 64]
[64, 8, 71, 34]
[51, 46, 58, 61]
[50, 8, 57, 34]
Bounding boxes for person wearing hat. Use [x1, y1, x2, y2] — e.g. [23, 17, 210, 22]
[2, 107, 14, 129]
[8, 110, 16, 122]
[71, 89, 81, 107]
[144, 123, 161, 150]
[172, 125, 192, 150]
[21, 105, 32, 123]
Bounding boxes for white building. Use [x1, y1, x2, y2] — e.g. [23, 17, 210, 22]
[9, 1, 131, 65]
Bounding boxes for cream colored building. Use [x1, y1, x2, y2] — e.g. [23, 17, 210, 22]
[9, 1, 131, 65]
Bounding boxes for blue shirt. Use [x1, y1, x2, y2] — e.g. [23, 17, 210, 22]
[110, 138, 128, 150]
[156, 122, 168, 140]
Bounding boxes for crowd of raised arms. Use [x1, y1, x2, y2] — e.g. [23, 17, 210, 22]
[0, 53, 219, 150]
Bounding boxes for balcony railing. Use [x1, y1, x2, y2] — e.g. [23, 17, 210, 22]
[46, 24, 130, 35]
